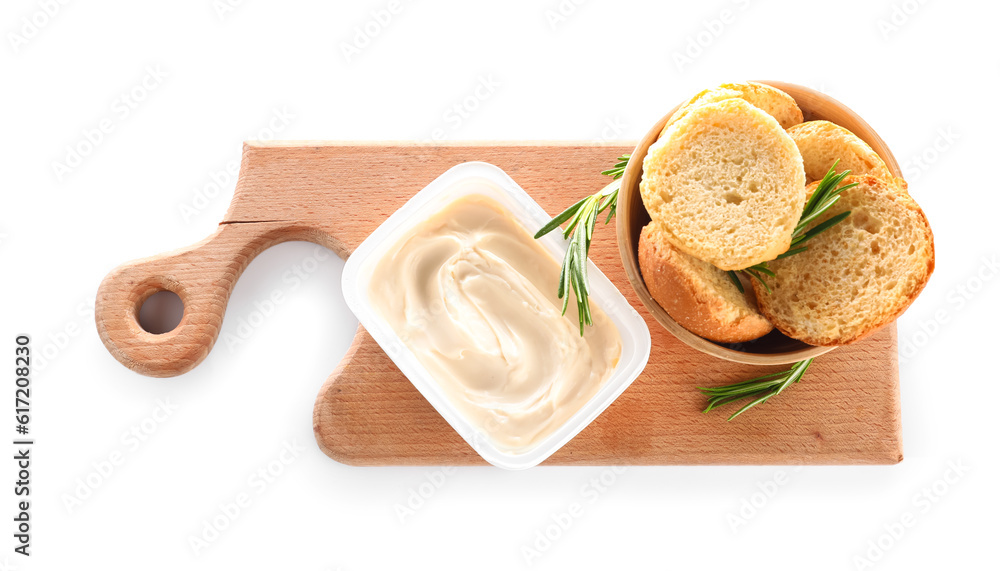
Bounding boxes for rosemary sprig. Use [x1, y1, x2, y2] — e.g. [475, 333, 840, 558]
[699, 359, 813, 420]
[729, 162, 857, 294]
[534, 154, 630, 335]
[601, 155, 630, 182]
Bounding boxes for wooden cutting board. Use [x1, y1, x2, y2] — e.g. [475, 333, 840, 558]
[95, 141, 902, 466]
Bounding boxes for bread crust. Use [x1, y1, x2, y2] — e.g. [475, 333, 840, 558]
[639, 224, 773, 343]
[751, 176, 934, 345]
[662, 81, 804, 136]
[787, 121, 900, 188]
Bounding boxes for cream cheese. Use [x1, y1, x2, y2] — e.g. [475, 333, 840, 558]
[368, 194, 622, 453]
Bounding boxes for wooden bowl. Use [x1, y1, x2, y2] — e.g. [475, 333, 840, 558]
[616, 81, 903, 365]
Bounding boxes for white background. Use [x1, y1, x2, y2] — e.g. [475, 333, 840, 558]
[2, 0, 997, 569]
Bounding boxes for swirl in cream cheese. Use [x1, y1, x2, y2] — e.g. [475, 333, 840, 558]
[368, 194, 622, 453]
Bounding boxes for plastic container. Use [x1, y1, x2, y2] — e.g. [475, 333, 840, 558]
[342, 162, 651, 469]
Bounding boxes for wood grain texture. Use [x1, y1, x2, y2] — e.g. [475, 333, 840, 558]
[95, 142, 902, 465]
[316, 326, 900, 465]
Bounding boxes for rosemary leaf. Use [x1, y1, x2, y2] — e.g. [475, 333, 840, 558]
[534, 154, 631, 335]
[699, 359, 813, 420]
[796, 210, 852, 245]
[775, 246, 809, 260]
[734, 162, 855, 289]
[727, 270, 745, 293]
[534, 196, 589, 239]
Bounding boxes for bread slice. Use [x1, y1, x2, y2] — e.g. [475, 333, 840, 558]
[752, 175, 934, 345]
[787, 121, 898, 186]
[641, 98, 807, 271]
[639, 223, 772, 343]
[662, 82, 804, 134]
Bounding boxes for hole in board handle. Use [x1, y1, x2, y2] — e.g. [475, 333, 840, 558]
[137, 290, 184, 334]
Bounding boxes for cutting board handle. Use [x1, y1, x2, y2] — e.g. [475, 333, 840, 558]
[95, 221, 317, 377]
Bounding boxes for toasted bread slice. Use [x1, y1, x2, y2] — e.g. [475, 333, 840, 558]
[639, 223, 772, 343]
[787, 121, 899, 186]
[752, 176, 934, 345]
[641, 98, 806, 271]
[662, 82, 804, 135]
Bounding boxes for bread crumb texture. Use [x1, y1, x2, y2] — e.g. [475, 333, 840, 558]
[753, 176, 934, 345]
[641, 98, 806, 271]
[787, 120, 897, 186]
